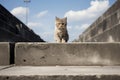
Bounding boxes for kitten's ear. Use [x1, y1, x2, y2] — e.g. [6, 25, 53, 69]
[56, 16, 59, 20]
[64, 17, 67, 21]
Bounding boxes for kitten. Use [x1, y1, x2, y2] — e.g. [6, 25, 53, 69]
[54, 17, 69, 43]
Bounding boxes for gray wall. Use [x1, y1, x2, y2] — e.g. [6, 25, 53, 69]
[0, 43, 9, 65]
[1, 42, 120, 66]
[15, 43, 120, 66]
[74, 0, 120, 42]
[0, 4, 45, 42]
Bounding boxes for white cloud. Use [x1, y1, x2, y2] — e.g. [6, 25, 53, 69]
[28, 22, 42, 28]
[80, 24, 90, 30]
[42, 32, 52, 37]
[64, 0, 109, 22]
[67, 26, 72, 30]
[10, 7, 29, 23]
[40, 32, 53, 42]
[36, 10, 48, 18]
[11, 7, 28, 18]
[64, 0, 110, 41]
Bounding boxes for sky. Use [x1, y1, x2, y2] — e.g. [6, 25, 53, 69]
[0, 0, 116, 42]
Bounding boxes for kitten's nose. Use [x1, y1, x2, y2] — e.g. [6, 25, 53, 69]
[60, 24, 63, 26]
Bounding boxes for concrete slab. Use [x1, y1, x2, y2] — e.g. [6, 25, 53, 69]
[0, 42, 10, 65]
[0, 65, 14, 71]
[0, 66, 120, 80]
[15, 42, 120, 66]
[0, 66, 120, 76]
[0, 66, 7, 70]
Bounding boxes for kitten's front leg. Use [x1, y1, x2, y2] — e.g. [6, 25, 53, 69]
[56, 40, 61, 43]
[55, 34, 61, 43]
[62, 39, 66, 43]
[56, 37, 61, 43]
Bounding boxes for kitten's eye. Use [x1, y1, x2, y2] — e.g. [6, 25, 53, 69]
[62, 23, 64, 25]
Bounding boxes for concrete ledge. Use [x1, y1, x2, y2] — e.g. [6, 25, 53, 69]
[15, 43, 120, 66]
[0, 42, 9, 65]
[0, 66, 8, 70]
[0, 65, 14, 71]
[0, 66, 120, 80]
[0, 75, 120, 80]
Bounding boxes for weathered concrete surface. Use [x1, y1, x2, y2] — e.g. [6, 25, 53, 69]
[0, 75, 120, 80]
[0, 66, 120, 80]
[0, 42, 9, 65]
[89, 24, 120, 42]
[0, 66, 8, 70]
[15, 43, 120, 66]
[74, 0, 120, 42]
[0, 65, 14, 71]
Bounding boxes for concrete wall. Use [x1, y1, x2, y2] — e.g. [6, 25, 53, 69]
[15, 43, 120, 66]
[1, 42, 120, 66]
[0, 42, 9, 65]
[74, 0, 120, 42]
[0, 4, 45, 42]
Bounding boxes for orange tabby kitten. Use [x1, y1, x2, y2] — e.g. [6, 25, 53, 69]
[54, 17, 69, 43]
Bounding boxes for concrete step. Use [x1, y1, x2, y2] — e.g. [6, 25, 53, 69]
[0, 65, 14, 71]
[0, 42, 9, 65]
[15, 42, 120, 66]
[0, 66, 120, 80]
[0, 66, 8, 70]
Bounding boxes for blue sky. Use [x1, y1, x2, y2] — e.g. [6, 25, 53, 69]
[0, 0, 116, 42]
